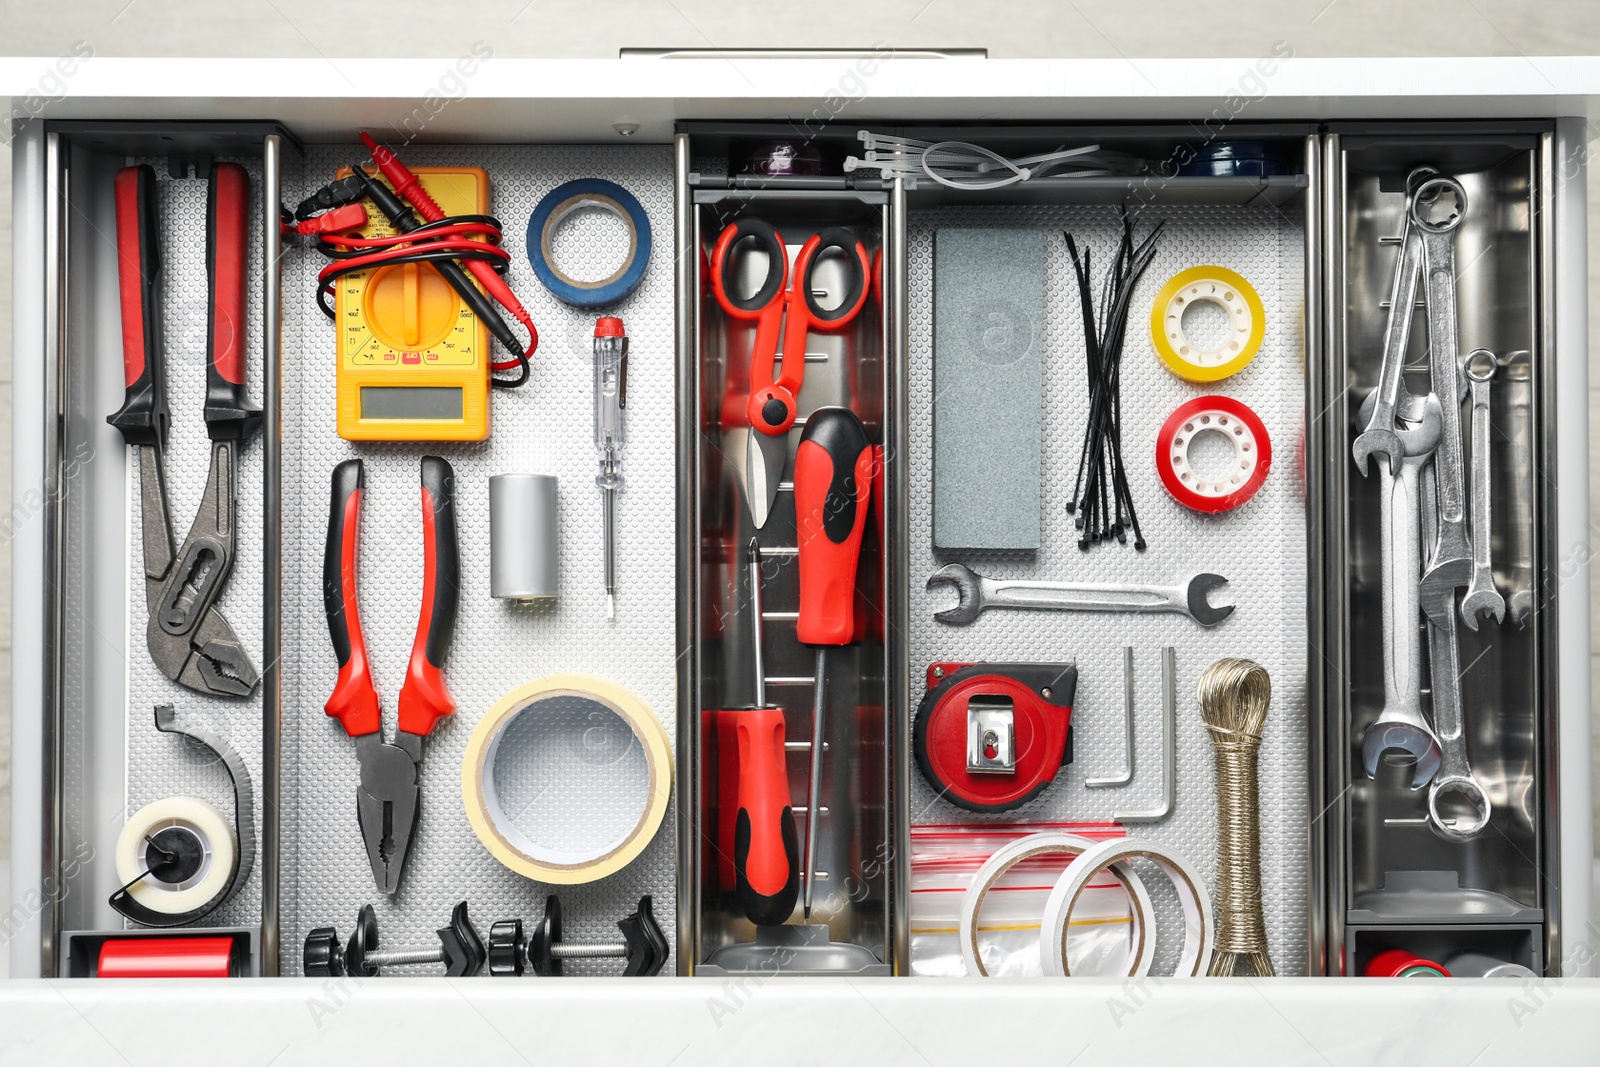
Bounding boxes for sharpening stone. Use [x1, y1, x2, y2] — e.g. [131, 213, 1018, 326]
[932, 228, 1044, 550]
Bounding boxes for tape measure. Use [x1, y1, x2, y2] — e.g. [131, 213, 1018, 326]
[335, 166, 491, 441]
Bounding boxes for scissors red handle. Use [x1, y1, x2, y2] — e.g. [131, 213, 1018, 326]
[711, 219, 871, 436]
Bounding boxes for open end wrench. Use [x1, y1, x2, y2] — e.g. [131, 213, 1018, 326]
[1352, 167, 1438, 476]
[1358, 391, 1442, 787]
[1411, 177, 1476, 622]
[1460, 349, 1505, 630]
[927, 564, 1233, 627]
[1419, 462, 1492, 841]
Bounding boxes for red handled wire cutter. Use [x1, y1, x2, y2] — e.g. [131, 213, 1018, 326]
[324, 457, 460, 896]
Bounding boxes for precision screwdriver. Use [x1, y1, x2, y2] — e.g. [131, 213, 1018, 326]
[593, 317, 629, 618]
[793, 406, 875, 920]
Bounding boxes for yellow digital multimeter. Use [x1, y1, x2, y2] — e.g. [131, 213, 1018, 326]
[335, 166, 491, 441]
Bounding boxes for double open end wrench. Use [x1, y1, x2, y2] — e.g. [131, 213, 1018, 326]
[1351, 166, 1437, 476]
[1411, 177, 1476, 622]
[1359, 390, 1442, 787]
[927, 564, 1233, 627]
[1419, 463, 1492, 841]
[1460, 349, 1505, 630]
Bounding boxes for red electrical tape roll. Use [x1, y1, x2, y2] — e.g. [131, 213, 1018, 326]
[1363, 948, 1451, 978]
[97, 936, 237, 978]
[1155, 395, 1272, 514]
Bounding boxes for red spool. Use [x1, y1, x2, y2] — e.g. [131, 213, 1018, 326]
[97, 936, 237, 978]
[1155, 395, 1272, 514]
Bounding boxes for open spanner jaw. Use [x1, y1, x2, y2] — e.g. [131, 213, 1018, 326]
[1350, 429, 1404, 479]
[1417, 556, 1474, 623]
[1183, 573, 1235, 627]
[926, 564, 983, 625]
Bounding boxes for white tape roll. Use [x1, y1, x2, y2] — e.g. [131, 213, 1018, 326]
[462, 674, 672, 884]
[114, 797, 237, 915]
[959, 832, 1153, 978]
[1041, 837, 1215, 977]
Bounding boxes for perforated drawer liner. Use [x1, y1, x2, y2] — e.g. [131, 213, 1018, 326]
[127, 146, 679, 974]
[907, 204, 1309, 975]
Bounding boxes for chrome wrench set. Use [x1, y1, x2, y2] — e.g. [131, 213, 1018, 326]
[1353, 169, 1501, 840]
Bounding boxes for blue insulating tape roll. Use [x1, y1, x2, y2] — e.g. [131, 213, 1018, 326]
[526, 179, 652, 307]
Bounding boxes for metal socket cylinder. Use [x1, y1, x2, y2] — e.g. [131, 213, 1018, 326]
[490, 474, 559, 601]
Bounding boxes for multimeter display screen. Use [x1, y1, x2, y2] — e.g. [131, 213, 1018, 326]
[360, 386, 465, 421]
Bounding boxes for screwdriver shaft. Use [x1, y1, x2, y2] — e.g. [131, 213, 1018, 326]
[601, 464, 617, 619]
[803, 645, 828, 919]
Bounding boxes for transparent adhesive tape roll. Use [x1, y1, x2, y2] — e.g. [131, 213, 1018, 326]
[114, 796, 238, 915]
[958, 832, 1154, 978]
[1041, 837, 1215, 977]
[462, 675, 672, 884]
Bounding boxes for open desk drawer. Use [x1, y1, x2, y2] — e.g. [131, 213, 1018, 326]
[4, 58, 1596, 1052]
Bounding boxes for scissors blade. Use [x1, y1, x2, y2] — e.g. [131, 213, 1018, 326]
[746, 427, 787, 530]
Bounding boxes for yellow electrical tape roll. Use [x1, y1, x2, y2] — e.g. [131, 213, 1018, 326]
[461, 674, 672, 884]
[1150, 265, 1266, 382]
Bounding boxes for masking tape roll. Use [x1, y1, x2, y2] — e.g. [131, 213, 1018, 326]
[1042, 837, 1214, 978]
[114, 797, 237, 916]
[462, 674, 672, 884]
[1150, 265, 1265, 382]
[958, 831, 1153, 978]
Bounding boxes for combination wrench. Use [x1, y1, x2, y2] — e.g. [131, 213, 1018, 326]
[1419, 462, 1492, 840]
[927, 564, 1233, 627]
[1351, 166, 1438, 477]
[1359, 390, 1443, 787]
[1412, 177, 1477, 623]
[1460, 349, 1505, 630]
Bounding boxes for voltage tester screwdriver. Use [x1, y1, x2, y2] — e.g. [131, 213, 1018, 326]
[593, 317, 628, 619]
[793, 406, 875, 919]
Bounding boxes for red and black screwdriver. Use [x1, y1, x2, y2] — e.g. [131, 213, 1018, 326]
[728, 538, 800, 926]
[794, 406, 875, 919]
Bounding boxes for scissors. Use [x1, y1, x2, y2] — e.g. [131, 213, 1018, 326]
[711, 218, 871, 528]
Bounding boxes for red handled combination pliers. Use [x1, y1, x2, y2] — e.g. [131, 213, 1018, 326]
[323, 456, 460, 896]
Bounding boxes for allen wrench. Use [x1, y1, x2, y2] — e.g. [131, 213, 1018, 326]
[1085, 646, 1135, 788]
[1112, 647, 1176, 823]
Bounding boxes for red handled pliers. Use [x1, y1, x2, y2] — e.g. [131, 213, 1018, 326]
[109, 162, 262, 697]
[323, 456, 459, 896]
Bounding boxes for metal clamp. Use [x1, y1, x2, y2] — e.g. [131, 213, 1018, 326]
[965, 696, 1016, 774]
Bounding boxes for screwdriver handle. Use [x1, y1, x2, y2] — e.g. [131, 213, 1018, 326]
[794, 407, 875, 647]
[398, 456, 460, 737]
[203, 162, 261, 442]
[108, 164, 168, 448]
[734, 706, 800, 925]
[323, 459, 380, 737]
